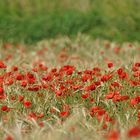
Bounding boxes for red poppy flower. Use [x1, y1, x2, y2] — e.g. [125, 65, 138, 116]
[108, 62, 113, 68]
[59, 111, 69, 118]
[0, 61, 7, 68]
[56, 90, 62, 96]
[101, 75, 110, 82]
[117, 68, 123, 75]
[39, 122, 44, 127]
[12, 66, 18, 71]
[20, 80, 27, 87]
[105, 92, 115, 99]
[16, 73, 24, 81]
[82, 93, 90, 99]
[132, 66, 139, 72]
[94, 81, 101, 86]
[1, 105, 8, 111]
[108, 130, 119, 140]
[0, 87, 4, 94]
[5, 135, 14, 140]
[129, 97, 139, 106]
[127, 126, 140, 138]
[135, 62, 140, 67]
[24, 101, 32, 107]
[84, 84, 96, 91]
[18, 95, 24, 102]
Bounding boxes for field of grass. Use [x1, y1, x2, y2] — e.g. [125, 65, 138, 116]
[0, 35, 140, 140]
[1, 0, 140, 43]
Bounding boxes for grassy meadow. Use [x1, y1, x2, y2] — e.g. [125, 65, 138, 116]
[0, 35, 140, 140]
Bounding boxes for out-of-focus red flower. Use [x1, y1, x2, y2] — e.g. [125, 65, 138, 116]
[5, 135, 14, 140]
[37, 113, 45, 119]
[0, 87, 4, 94]
[102, 123, 108, 129]
[113, 46, 121, 54]
[82, 93, 90, 99]
[39, 122, 44, 127]
[127, 126, 140, 138]
[1, 105, 8, 111]
[56, 90, 63, 96]
[5, 78, 14, 86]
[20, 80, 27, 87]
[94, 81, 101, 86]
[135, 62, 140, 67]
[132, 66, 139, 72]
[24, 101, 32, 107]
[117, 68, 123, 75]
[119, 72, 127, 79]
[0, 61, 7, 68]
[129, 97, 140, 106]
[84, 84, 96, 91]
[18, 95, 24, 102]
[108, 62, 113, 68]
[12, 66, 18, 71]
[107, 130, 119, 140]
[106, 92, 115, 99]
[59, 111, 69, 118]
[28, 112, 37, 120]
[16, 73, 24, 81]
[3, 43, 12, 49]
[101, 75, 110, 82]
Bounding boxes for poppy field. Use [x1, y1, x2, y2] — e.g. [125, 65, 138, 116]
[0, 35, 140, 140]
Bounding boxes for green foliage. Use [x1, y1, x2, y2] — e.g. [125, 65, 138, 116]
[0, 0, 140, 43]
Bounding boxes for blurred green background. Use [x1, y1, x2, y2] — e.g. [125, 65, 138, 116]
[0, 0, 140, 43]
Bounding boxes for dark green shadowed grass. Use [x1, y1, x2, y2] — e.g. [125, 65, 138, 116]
[0, 0, 140, 43]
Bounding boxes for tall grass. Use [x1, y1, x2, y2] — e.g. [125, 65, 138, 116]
[0, 35, 140, 140]
[0, 0, 140, 43]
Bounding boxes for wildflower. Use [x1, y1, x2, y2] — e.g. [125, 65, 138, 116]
[82, 93, 90, 99]
[94, 81, 101, 86]
[111, 82, 121, 87]
[108, 130, 119, 140]
[127, 126, 140, 138]
[12, 66, 18, 71]
[28, 112, 37, 120]
[0, 61, 7, 68]
[84, 84, 96, 91]
[39, 122, 44, 127]
[135, 62, 140, 67]
[119, 72, 127, 79]
[129, 97, 140, 106]
[0, 87, 4, 94]
[5, 78, 14, 86]
[105, 92, 115, 99]
[5, 135, 14, 140]
[20, 80, 27, 87]
[101, 75, 110, 82]
[18, 96, 24, 102]
[56, 90, 62, 96]
[72, 84, 82, 90]
[24, 101, 32, 107]
[117, 68, 123, 75]
[102, 123, 108, 129]
[1, 105, 8, 111]
[132, 66, 138, 72]
[3, 43, 12, 49]
[16, 73, 24, 80]
[108, 62, 113, 68]
[59, 111, 69, 118]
